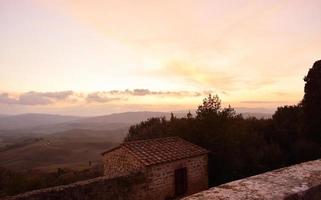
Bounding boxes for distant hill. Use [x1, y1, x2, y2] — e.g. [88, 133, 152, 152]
[0, 111, 188, 134]
[241, 112, 272, 119]
[23, 121, 131, 134]
[0, 128, 127, 171]
[76, 111, 187, 124]
[0, 113, 82, 130]
[0, 110, 274, 172]
[0, 111, 273, 133]
[0, 114, 9, 119]
[0, 111, 190, 171]
[235, 107, 275, 115]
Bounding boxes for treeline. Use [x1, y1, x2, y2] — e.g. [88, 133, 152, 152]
[125, 60, 321, 186]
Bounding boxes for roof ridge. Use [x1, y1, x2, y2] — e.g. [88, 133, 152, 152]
[123, 136, 181, 144]
[102, 136, 209, 166]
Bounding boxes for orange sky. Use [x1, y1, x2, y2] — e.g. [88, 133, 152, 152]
[0, 0, 320, 115]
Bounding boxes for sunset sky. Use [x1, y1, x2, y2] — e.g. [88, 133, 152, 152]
[0, 0, 321, 115]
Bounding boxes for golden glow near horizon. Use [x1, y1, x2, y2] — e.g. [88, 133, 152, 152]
[0, 0, 321, 115]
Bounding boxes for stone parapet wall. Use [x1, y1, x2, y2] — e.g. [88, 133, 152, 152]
[183, 159, 321, 200]
[4, 173, 146, 200]
[6, 158, 321, 200]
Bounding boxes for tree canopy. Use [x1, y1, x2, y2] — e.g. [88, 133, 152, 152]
[126, 60, 321, 186]
[302, 60, 321, 142]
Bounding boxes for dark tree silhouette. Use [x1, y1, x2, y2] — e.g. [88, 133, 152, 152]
[272, 105, 302, 149]
[302, 60, 321, 142]
[123, 61, 321, 187]
[196, 94, 221, 120]
[4, 61, 321, 197]
[186, 111, 193, 119]
[126, 94, 285, 185]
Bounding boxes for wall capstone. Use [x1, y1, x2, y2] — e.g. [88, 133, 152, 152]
[183, 159, 321, 200]
[3, 172, 145, 200]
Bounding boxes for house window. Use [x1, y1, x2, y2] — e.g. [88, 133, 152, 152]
[174, 167, 187, 196]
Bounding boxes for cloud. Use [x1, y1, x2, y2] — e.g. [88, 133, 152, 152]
[132, 89, 151, 96]
[0, 93, 17, 104]
[158, 60, 286, 92]
[86, 92, 122, 103]
[0, 91, 74, 105]
[89, 89, 203, 99]
[0, 89, 210, 106]
[126, 89, 204, 97]
[84, 89, 208, 103]
[159, 61, 235, 91]
[128, 89, 202, 97]
[240, 101, 291, 104]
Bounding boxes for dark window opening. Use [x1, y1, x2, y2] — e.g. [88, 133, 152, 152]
[174, 167, 187, 196]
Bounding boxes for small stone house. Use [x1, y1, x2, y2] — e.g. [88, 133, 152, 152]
[102, 137, 209, 200]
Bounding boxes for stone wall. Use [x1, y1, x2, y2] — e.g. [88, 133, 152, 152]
[4, 173, 146, 200]
[103, 147, 143, 178]
[7, 157, 321, 200]
[4, 154, 208, 200]
[183, 159, 321, 200]
[145, 154, 208, 200]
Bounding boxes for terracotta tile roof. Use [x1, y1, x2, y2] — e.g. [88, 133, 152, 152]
[111, 137, 208, 166]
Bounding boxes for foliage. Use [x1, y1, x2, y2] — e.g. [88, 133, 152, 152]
[302, 60, 321, 142]
[0, 165, 102, 197]
[126, 84, 321, 185]
[2, 60, 321, 196]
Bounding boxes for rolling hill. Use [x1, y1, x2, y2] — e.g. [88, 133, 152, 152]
[0, 113, 82, 130]
[76, 111, 179, 124]
[0, 111, 272, 133]
[0, 112, 186, 171]
[0, 111, 188, 134]
[0, 114, 9, 119]
[0, 128, 127, 171]
[0, 110, 273, 172]
[241, 112, 272, 119]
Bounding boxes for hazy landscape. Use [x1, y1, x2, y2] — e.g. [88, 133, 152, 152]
[0, 111, 271, 172]
[1, 0, 321, 199]
[0, 112, 162, 171]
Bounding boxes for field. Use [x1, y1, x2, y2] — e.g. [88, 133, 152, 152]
[0, 128, 128, 172]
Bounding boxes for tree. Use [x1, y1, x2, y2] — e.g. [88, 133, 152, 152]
[302, 60, 321, 142]
[124, 90, 320, 186]
[186, 111, 193, 119]
[271, 105, 303, 149]
[124, 117, 169, 141]
[196, 94, 221, 119]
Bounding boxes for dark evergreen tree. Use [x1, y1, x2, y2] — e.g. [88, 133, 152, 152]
[186, 111, 193, 119]
[119, 61, 321, 187]
[196, 94, 221, 119]
[302, 60, 321, 142]
[272, 105, 302, 149]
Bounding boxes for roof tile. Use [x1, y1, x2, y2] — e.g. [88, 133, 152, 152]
[120, 137, 209, 166]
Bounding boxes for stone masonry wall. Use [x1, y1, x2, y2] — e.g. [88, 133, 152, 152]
[103, 147, 144, 178]
[145, 154, 208, 200]
[4, 173, 146, 200]
[6, 158, 321, 200]
[183, 159, 321, 200]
